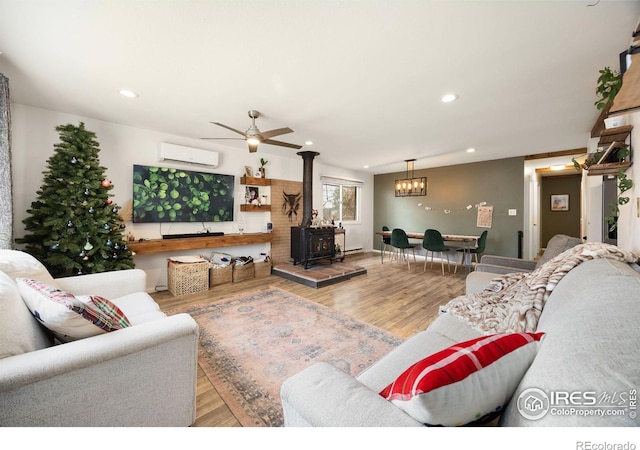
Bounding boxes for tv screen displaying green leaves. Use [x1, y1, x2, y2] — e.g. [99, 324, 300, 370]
[132, 165, 234, 223]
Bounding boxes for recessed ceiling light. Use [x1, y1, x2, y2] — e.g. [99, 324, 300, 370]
[119, 89, 139, 98]
[466, 147, 476, 153]
[441, 93, 457, 103]
[305, 141, 314, 146]
[363, 165, 369, 169]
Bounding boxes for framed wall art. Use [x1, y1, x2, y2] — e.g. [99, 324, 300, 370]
[551, 194, 569, 211]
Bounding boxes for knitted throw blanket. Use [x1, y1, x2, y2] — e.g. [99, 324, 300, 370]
[442, 242, 639, 334]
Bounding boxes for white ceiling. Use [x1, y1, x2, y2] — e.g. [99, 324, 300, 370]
[1, 0, 639, 174]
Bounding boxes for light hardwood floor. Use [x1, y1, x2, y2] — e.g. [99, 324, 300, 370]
[151, 251, 469, 427]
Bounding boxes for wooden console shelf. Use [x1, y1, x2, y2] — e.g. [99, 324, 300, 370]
[128, 233, 272, 255]
[240, 204, 271, 212]
[240, 176, 271, 186]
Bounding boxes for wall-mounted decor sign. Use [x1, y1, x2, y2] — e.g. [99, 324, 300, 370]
[477, 205, 493, 228]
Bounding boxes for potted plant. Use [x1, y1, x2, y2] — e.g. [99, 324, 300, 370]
[258, 158, 268, 178]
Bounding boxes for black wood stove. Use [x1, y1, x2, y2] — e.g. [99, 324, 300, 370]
[291, 226, 335, 268]
[290, 151, 336, 268]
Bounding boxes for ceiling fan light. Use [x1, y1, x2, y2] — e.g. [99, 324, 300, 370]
[247, 137, 260, 146]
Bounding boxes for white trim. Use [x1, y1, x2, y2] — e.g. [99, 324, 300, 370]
[320, 175, 364, 186]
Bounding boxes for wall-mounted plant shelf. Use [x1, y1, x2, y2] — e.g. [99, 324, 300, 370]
[240, 176, 271, 186]
[240, 204, 271, 212]
[597, 125, 633, 148]
[587, 125, 633, 176]
[587, 161, 632, 176]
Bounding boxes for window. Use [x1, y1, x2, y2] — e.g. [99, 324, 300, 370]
[321, 177, 361, 223]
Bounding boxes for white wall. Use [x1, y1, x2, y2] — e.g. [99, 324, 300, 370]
[616, 110, 640, 252]
[582, 111, 640, 252]
[583, 134, 605, 246]
[10, 104, 374, 291]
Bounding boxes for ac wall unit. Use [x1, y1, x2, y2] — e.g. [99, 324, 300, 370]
[158, 142, 219, 168]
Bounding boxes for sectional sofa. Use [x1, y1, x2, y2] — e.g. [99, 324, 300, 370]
[281, 242, 640, 426]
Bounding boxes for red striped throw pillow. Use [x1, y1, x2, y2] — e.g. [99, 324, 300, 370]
[379, 332, 544, 426]
[16, 278, 131, 342]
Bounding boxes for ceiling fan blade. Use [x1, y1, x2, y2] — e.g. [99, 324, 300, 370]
[210, 122, 247, 137]
[200, 137, 245, 140]
[248, 142, 259, 153]
[258, 127, 294, 140]
[262, 138, 303, 149]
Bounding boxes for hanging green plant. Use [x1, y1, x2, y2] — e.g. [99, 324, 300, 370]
[594, 66, 622, 110]
[605, 166, 633, 232]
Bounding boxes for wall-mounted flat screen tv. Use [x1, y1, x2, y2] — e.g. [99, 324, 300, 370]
[132, 165, 234, 223]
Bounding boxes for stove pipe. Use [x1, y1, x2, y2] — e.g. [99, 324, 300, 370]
[297, 150, 320, 228]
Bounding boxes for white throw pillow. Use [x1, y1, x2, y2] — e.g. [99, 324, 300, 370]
[16, 278, 131, 342]
[0, 272, 52, 358]
[379, 332, 544, 426]
[0, 250, 56, 284]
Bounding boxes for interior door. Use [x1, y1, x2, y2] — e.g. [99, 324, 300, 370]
[539, 173, 582, 249]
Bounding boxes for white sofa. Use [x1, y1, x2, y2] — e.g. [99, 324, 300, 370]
[0, 250, 199, 426]
[281, 248, 640, 426]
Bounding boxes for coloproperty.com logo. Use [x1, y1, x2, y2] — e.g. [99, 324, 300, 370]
[516, 387, 637, 421]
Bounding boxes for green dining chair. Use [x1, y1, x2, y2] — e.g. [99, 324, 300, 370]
[457, 230, 488, 269]
[390, 228, 416, 270]
[422, 229, 451, 275]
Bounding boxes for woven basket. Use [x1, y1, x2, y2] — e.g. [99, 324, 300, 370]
[232, 262, 255, 282]
[167, 260, 209, 296]
[254, 261, 272, 278]
[209, 264, 232, 287]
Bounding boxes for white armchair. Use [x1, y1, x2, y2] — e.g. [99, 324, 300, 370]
[0, 250, 199, 426]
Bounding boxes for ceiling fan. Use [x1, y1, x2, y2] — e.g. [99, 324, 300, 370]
[201, 110, 302, 153]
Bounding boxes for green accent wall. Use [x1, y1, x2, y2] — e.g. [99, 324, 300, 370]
[373, 157, 524, 258]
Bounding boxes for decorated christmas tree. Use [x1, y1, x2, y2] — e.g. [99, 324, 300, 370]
[17, 122, 134, 277]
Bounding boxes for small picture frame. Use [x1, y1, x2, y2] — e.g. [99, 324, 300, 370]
[551, 194, 569, 211]
[247, 186, 259, 203]
[244, 166, 253, 178]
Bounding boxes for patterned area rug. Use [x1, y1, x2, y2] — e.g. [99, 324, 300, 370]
[169, 286, 403, 426]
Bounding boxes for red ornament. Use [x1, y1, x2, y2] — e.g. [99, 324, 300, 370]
[106, 199, 113, 205]
[101, 179, 111, 188]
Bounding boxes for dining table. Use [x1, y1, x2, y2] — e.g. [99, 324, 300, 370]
[376, 230, 480, 272]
